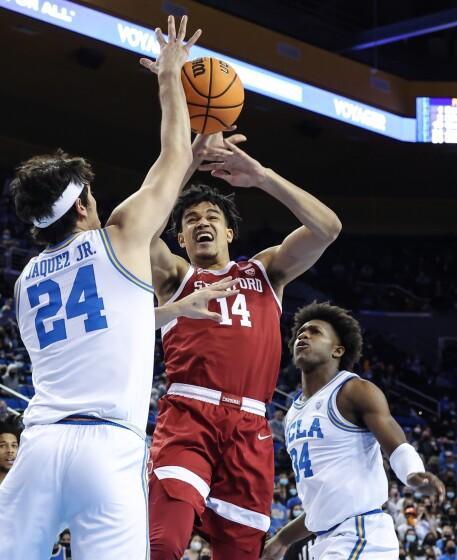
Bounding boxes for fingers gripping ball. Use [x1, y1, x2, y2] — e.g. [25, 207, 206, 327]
[181, 57, 244, 134]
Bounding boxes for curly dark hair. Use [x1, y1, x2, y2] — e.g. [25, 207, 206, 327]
[288, 302, 363, 371]
[10, 149, 93, 245]
[0, 414, 23, 443]
[170, 184, 242, 237]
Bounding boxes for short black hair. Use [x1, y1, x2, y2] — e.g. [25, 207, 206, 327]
[0, 415, 23, 443]
[289, 302, 363, 371]
[10, 149, 93, 245]
[170, 184, 241, 238]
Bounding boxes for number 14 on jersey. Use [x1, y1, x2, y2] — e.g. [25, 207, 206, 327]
[217, 293, 252, 327]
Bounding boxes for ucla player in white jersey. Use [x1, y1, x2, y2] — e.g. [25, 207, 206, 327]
[263, 302, 445, 560]
[0, 16, 241, 560]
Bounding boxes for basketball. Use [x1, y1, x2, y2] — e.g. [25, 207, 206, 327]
[181, 57, 244, 134]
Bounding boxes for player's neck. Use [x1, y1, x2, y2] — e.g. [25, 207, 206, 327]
[300, 365, 340, 399]
[191, 256, 232, 270]
[0, 469, 7, 484]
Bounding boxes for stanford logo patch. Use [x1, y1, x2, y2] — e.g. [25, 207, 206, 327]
[244, 267, 256, 277]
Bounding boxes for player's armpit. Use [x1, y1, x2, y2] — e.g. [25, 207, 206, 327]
[340, 378, 407, 456]
[149, 237, 189, 302]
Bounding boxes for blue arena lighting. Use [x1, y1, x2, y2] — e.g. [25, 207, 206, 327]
[0, 0, 419, 142]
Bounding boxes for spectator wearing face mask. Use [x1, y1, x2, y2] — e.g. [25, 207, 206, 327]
[285, 485, 301, 511]
[439, 540, 457, 560]
[446, 488, 456, 503]
[289, 505, 303, 521]
[270, 492, 288, 535]
[277, 472, 289, 488]
[183, 536, 206, 560]
[423, 532, 444, 558]
[437, 526, 455, 554]
[404, 528, 420, 555]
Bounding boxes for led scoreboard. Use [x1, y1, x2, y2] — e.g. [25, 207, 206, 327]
[416, 97, 457, 143]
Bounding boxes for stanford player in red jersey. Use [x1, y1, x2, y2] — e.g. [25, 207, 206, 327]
[148, 132, 342, 559]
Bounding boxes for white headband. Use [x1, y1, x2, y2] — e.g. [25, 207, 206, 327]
[33, 181, 85, 229]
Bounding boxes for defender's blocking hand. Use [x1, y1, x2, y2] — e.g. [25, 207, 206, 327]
[139, 15, 201, 76]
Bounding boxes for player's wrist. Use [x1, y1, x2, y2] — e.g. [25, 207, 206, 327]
[158, 67, 182, 82]
[256, 167, 276, 191]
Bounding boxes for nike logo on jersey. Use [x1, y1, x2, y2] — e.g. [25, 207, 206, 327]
[258, 433, 272, 440]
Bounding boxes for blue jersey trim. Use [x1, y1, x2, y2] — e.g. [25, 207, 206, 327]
[99, 229, 154, 294]
[56, 415, 130, 431]
[14, 276, 21, 321]
[327, 376, 369, 433]
[43, 232, 83, 253]
[315, 508, 382, 536]
[293, 371, 347, 411]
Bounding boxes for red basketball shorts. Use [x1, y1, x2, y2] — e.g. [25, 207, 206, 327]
[149, 388, 274, 552]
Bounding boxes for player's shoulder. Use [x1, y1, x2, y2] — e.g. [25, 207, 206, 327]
[339, 375, 387, 410]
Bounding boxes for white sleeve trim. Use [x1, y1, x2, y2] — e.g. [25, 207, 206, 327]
[249, 258, 282, 310]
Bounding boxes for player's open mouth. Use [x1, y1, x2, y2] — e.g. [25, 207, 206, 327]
[195, 232, 214, 243]
[296, 341, 310, 350]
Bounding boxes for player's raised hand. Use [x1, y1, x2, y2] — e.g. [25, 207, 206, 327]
[177, 277, 239, 322]
[262, 535, 288, 560]
[407, 471, 446, 503]
[192, 129, 247, 158]
[197, 135, 266, 188]
[139, 15, 201, 75]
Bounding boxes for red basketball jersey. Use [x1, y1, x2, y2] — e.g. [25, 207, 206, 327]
[161, 259, 282, 402]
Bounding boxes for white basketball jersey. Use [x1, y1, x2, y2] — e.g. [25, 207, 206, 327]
[285, 371, 388, 533]
[15, 229, 155, 433]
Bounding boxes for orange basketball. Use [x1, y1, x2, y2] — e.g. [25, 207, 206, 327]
[181, 57, 244, 134]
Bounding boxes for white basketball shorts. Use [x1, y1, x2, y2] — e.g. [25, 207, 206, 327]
[311, 511, 399, 560]
[0, 421, 149, 560]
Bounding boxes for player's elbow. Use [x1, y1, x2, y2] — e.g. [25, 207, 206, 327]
[324, 215, 342, 244]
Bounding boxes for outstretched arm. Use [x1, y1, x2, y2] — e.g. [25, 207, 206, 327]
[106, 16, 200, 282]
[340, 378, 445, 502]
[198, 136, 342, 291]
